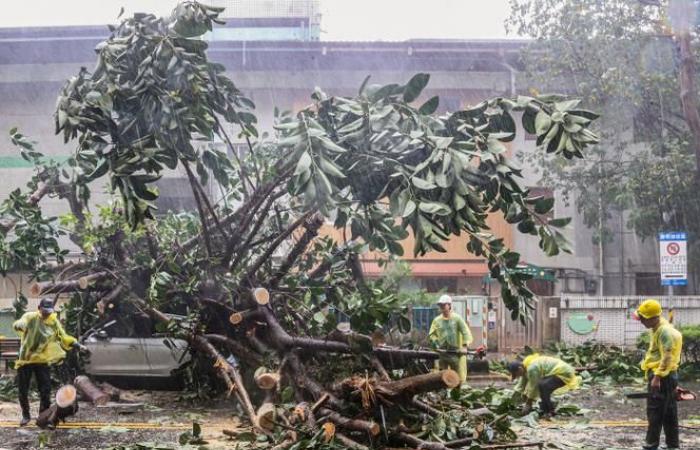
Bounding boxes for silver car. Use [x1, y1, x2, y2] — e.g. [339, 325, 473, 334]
[82, 316, 190, 379]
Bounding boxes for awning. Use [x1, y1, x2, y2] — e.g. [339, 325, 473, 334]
[360, 260, 489, 277]
[482, 263, 556, 282]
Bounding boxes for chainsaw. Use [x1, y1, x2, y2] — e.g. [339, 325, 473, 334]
[625, 387, 697, 401]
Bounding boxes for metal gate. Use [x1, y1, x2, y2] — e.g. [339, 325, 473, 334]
[496, 296, 546, 353]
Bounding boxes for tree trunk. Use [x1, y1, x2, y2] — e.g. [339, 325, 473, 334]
[97, 381, 121, 402]
[74, 375, 110, 406]
[317, 407, 380, 436]
[36, 385, 78, 429]
[256, 391, 277, 431]
[393, 432, 449, 450]
[189, 335, 258, 427]
[677, 31, 700, 175]
[29, 279, 90, 297]
[375, 370, 460, 400]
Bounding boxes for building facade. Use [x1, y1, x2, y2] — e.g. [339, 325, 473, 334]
[0, 11, 670, 309]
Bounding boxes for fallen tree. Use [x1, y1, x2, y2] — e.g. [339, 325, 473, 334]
[0, 2, 600, 448]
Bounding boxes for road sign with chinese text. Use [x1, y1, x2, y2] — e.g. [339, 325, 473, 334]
[659, 232, 687, 286]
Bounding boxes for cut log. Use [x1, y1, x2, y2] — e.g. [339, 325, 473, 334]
[36, 384, 78, 429]
[393, 432, 449, 450]
[253, 287, 270, 305]
[30, 276, 109, 297]
[97, 285, 123, 316]
[229, 308, 259, 326]
[317, 407, 381, 436]
[256, 391, 277, 431]
[335, 432, 370, 450]
[97, 381, 121, 402]
[74, 375, 110, 406]
[411, 398, 441, 417]
[255, 369, 281, 390]
[375, 370, 460, 400]
[30, 280, 81, 297]
[78, 271, 108, 289]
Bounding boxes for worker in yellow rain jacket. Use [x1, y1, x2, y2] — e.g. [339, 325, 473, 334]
[13, 298, 85, 427]
[429, 295, 473, 383]
[508, 354, 581, 418]
[633, 299, 682, 450]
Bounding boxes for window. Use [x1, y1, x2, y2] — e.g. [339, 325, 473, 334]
[421, 277, 458, 293]
[154, 177, 198, 214]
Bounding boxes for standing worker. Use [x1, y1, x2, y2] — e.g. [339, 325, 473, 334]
[508, 354, 581, 418]
[634, 299, 683, 450]
[13, 298, 85, 426]
[429, 294, 472, 383]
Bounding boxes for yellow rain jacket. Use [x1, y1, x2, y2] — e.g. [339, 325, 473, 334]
[429, 312, 473, 382]
[516, 354, 581, 401]
[640, 317, 682, 378]
[13, 311, 77, 369]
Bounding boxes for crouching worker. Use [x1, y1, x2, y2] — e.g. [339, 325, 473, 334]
[508, 354, 581, 419]
[429, 295, 473, 383]
[13, 298, 86, 427]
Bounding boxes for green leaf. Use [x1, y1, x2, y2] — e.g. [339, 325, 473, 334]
[534, 197, 555, 214]
[418, 201, 451, 216]
[294, 152, 312, 176]
[548, 217, 572, 228]
[418, 96, 440, 114]
[412, 177, 436, 190]
[403, 73, 430, 102]
[398, 314, 412, 333]
[535, 111, 552, 136]
[318, 157, 346, 179]
[402, 200, 417, 217]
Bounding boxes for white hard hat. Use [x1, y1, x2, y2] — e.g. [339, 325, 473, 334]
[437, 294, 453, 305]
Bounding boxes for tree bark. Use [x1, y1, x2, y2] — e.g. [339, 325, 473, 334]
[30, 277, 107, 297]
[268, 213, 325, 289]
[189, 335, 258, 427]
[204, 333, 264, 367]
[243, 211, 314, 284]
[677, 30, 700, 175]
[36, 385, 78, 429]
[374, 370, 460, 401]
[74, 375, 110, 406]
[258, 305, 442, 362]
[317, 407, 380, 436]
[393, 432, 449, 450]
[97, 381, 121, 402]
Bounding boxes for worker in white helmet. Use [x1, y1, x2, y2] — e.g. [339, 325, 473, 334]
[429, 294, 473, 383]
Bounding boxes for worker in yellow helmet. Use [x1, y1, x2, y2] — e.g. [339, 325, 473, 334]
[507, 354, 581, 419]
[13, 298, 86, 427]
[429, 295, 472, 383]
[633, 299, 682, 450]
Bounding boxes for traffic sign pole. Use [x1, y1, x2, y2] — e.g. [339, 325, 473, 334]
[659, 232, 687, 308]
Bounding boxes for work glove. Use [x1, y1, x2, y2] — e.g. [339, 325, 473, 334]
[74, 343, 90, 354]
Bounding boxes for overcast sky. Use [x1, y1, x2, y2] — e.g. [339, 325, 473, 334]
[0, 0, 514, 40]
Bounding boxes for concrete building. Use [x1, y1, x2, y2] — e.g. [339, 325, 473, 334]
[0, 9, 671, 315]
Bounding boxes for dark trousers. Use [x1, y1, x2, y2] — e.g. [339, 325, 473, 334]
[644, 372, 679, 450]
[17, 364, 52, 417]
[538, 376, 565, 415]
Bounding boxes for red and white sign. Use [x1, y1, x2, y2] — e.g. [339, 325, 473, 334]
[659, 232, 687, 286]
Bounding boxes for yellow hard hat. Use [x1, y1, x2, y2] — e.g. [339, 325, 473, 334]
[635, 299, 662, 320]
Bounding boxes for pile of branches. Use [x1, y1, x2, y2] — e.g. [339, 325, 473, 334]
[0, 2, 600, 449]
